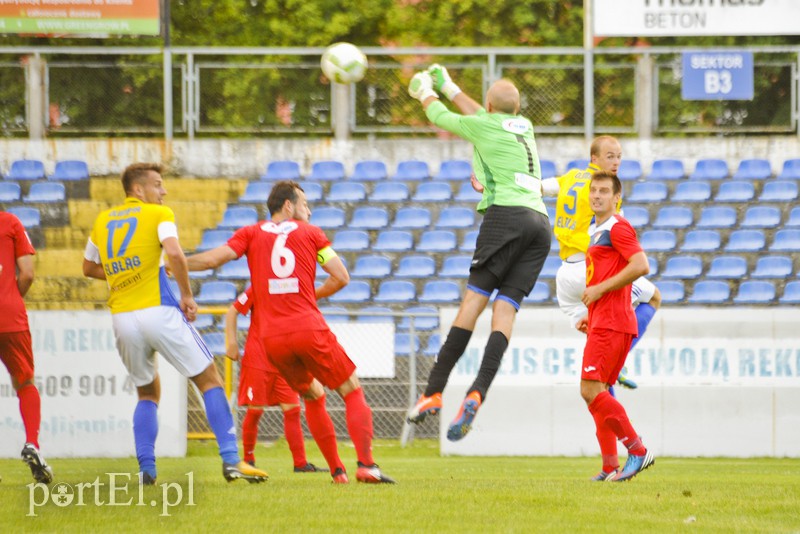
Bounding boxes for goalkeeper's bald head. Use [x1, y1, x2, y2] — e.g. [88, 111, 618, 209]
[487, 79, 520, 115]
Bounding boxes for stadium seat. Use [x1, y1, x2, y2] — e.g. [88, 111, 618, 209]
[648, 159, 685, 180]
[733, 158, 772, 180]
[655, 281, 685, 303]
[714, 181, 755, 202]
[261, 160, 301, 181]
[218, 206, 258, 229]
[671, 181, 712, 203]
[310, 206, 346, 229]
[439, 255, 472, 278]
[7, 207, 40, 228]
[770, 229, 800, 252]
[688, 281, 731, 304]
[435, 207, 475, 229]
[779, 281, 800, 304]
[350, 206, 389, 229]
[652, 206, 693, 229]
[460, 230, 479, 252]
[202, 333, 226, 356]
[660, 255, 703, 279]
[417, 230, 457, 252]
[394, 333, 421, 356]
[24, 182, 65, 202]
[413, 182, 452, 202]
[217, 256, 250, 280]
[751, 255, 792, 279]
[648, 256, 659, 276]
[193, 314, 216, 331]
[195, 281, 237, 305]
[189, 267, 214, 280]
[706, 256, 747, 279]
[617, 159, 643, 181]
[8, 159, 45, 181]
[740, 206, 781, 229]
[398, 306, 439, 331]
[680, 230, 721, 252]
[50, 160, 89, 181]
[565, 159, 589, 172]
[696, 206, 737, 229]
[392, 207, 431, 229]
[196, 229, 233, 251]
[623, 206, 650, 228]
[297, 181, 323, 203]
[369, 182, 409, 202]
[327, 182, 367, 202]
[355, 306, 394, 324]
[332, 230, 370, 252]
[239, 182, 272, 203]
[327, 281, 371, 303]
[689, 158, 729, 180]
[419, 280, 461, 303]
[319, 306, 350, 322]
[374, 280, 416, 303]
[423, 334, 442, 356]
[626, 182, 667, 203]
[725, 230, 766, 252]
[778, 158, 800, 180]
[455, 181, 483, 202]
[640, 230, 676, 252]
[308, 160, 345, 181]
[395, 255, 436, 278]
[734, 281, 776, 304]
[436, 159, 471, 181]
[350, 160, 388, 181]
[393, 160, 429, 181]
[373, 230, 413, 252]
[758, 180, 798, 202]
[0, 182, 21, 202]
[539, 256, 561, 279]
[787, 207, 800, 228]
[235, 314, 250, 331]
[523, 281, 551, 303]
[351, 255, 392, 279]
[539, 159, 558, 179]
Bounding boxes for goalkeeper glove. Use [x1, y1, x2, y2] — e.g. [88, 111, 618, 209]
[408, 71, 438, 103]
[428, 64, 462, 100]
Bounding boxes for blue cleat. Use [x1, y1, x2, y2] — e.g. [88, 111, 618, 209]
[617, 367, 638, 389]
[590, 470, 617, 482]
[613, 449, 655, 482]
[446, 391, 482, 442]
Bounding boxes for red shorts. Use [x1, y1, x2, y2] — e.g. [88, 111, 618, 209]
[237, 364, 300, 407]
[262, 329, 356, 394]
[0, 330, 34, 385]
[582, 328, 634, 385]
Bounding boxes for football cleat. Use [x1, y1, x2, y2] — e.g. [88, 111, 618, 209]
[139, 472, 157, 486]
[331, 467, 349, 484]
[446, 391, 482, 442]
[356, 462, 396, 484]
[590, 470, 617, 482]
[406, 393, 442, 424]
[222, 461, 269, 483]
[613, 449, 655, 482]
[617, 367, 638, 390]
[294, 463, 328, 473]
[21, 443, 53, 484]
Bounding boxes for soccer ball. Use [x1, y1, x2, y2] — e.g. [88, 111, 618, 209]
[320, 42, 367, 84]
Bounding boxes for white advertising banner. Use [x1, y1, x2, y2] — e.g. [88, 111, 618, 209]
[0, 311, 186, 458]
[593, 0, 800, 37]
[329, 322, 395, 378]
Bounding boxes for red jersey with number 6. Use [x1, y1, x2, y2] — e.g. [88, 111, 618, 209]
[227, 220, 330, 337]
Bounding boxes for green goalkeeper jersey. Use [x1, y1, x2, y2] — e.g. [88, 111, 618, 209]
[426, 100, 547, 217]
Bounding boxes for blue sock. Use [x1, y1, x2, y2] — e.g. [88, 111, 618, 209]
[203, 387, 240, 465]
[133, 400, 158, 477]
[629, 303, 656, 352]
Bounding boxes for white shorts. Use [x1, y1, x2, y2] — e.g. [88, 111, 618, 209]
[112, 306, 214, 387]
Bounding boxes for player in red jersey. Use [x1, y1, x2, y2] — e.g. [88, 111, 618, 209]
[581, 171, 654, 482]
[225, 287, 326, 473]
[0, 211, 53, 483]
[188, 180, 395, 484]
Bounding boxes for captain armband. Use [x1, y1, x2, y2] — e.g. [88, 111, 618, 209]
[316, 246, 338, 266]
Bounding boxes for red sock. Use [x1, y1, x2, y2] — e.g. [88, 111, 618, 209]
[588, 400, 619, 472]
[304, 395, 343, 472]
[17, 384, 41, 448]
[590, 391, 646, 456]
[343, 388, 374, 466]
[282, 406, 307, 468]
[242, 408, 262, 463]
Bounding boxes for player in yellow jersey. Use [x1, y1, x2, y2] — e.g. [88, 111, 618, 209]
[82, 163, 267, 484]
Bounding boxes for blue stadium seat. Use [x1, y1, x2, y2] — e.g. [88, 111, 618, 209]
[523, 281, 551, 303]
[369, 182, 409, 202]
[392, 207, 431, 229]
[770, 229, 800, 252]
[539, 159, 558, 179]
[734, 281, 776, 304]
[539, 256, 561, 279]
[308, 160, 345, 181]
[759, 180, 798, 202]
[423, 334, 442, 356]
[648, 256, 659, 276]
[297, 181, 323, 203]
[439, 255, 472, 278]
[671, 181, 711, 203]
[779, 281, 800, 304]
[327, 281, 371, 303]
[239, 181, 272, 203]
[350, 160, 388, 181]
[374, 280, 416, 303]
[10, 207, 41, 228]
[706, 256, 747, 279]
[202, 333, 226, 356]
[787, 207, 800, 228]
[261, 160, 300, 181]
[218, 206, 258, 229]
[236, 314, 251, 331]
[319, 306, 350, 322]
[778, 158, 800, 180]
[417, 230, 457, 252]
[733, 158, 772, 180]
[660, 255, 702, 279]
[566, 159, 589, 172]
[217, 257, 250, 280]
[189, 268, 213, 280]
[195, 281, 237, 305]
[327, 182, 367, 202]
[725, 230, 766, 252]
[50, 160, 89, 181]
[655, 281, 685, 303]
[680, 230, 721, 252]
[419, 280, 461, 303]
[617, 159, 643, 181]
[740, 206, 781, 229]
[714, 181, 755, 202]
[689, 158, 729, 180]
[623, 206, 650, 228]
[193, 314, 216, 330]
[0, 182, 21, 202]
[640, 230, 676, 252]
[394, 333, 421, 356]
[413, 182, 452, 202]
[652, 206, 692, 229]
[696, 206, 737, 229]
[436, 159, 472, 181]
[751, 256, 792, 279]
[626, 182, 667, 203]
[395, 255, 436, 278]
[196, 229, 233, 251]
[455, 181, 483, 202]
[460, 230, 479, 252]
[310, 206, 345, 229]
[373, 230, 413, 252]
[332, 230, 370, 252]
[688, 281, 730, 304]
[350, 206, 389, 229]
[8, 159, 45, 181]
[398, 306, 439, 331]
[24, 182, 65, 202]
[317, 257, 347, 279]
[393, 160, 429, 181]
[355, 306, 394, 324]
[546, 204, 556, 226]
[351, 255, 392, 279]
[648, 159, 685, 180]
[436, 207, 475, 229]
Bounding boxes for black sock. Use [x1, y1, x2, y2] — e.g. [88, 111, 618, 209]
[469, 331, 509, 401]
[424, 326, 473, 396]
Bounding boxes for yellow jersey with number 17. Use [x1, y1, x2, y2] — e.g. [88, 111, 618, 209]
[88, 197, 180, 313]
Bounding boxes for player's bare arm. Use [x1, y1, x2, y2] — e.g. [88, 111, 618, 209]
[186, 245, 238, 271]
[82, 259, 106, 280]
[162, 236, 197, 322]
[582, 251, 649, 306]
[224, 305, 241, 362]
[316, 255, 350, 299]
[15, 254, 34, 297]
